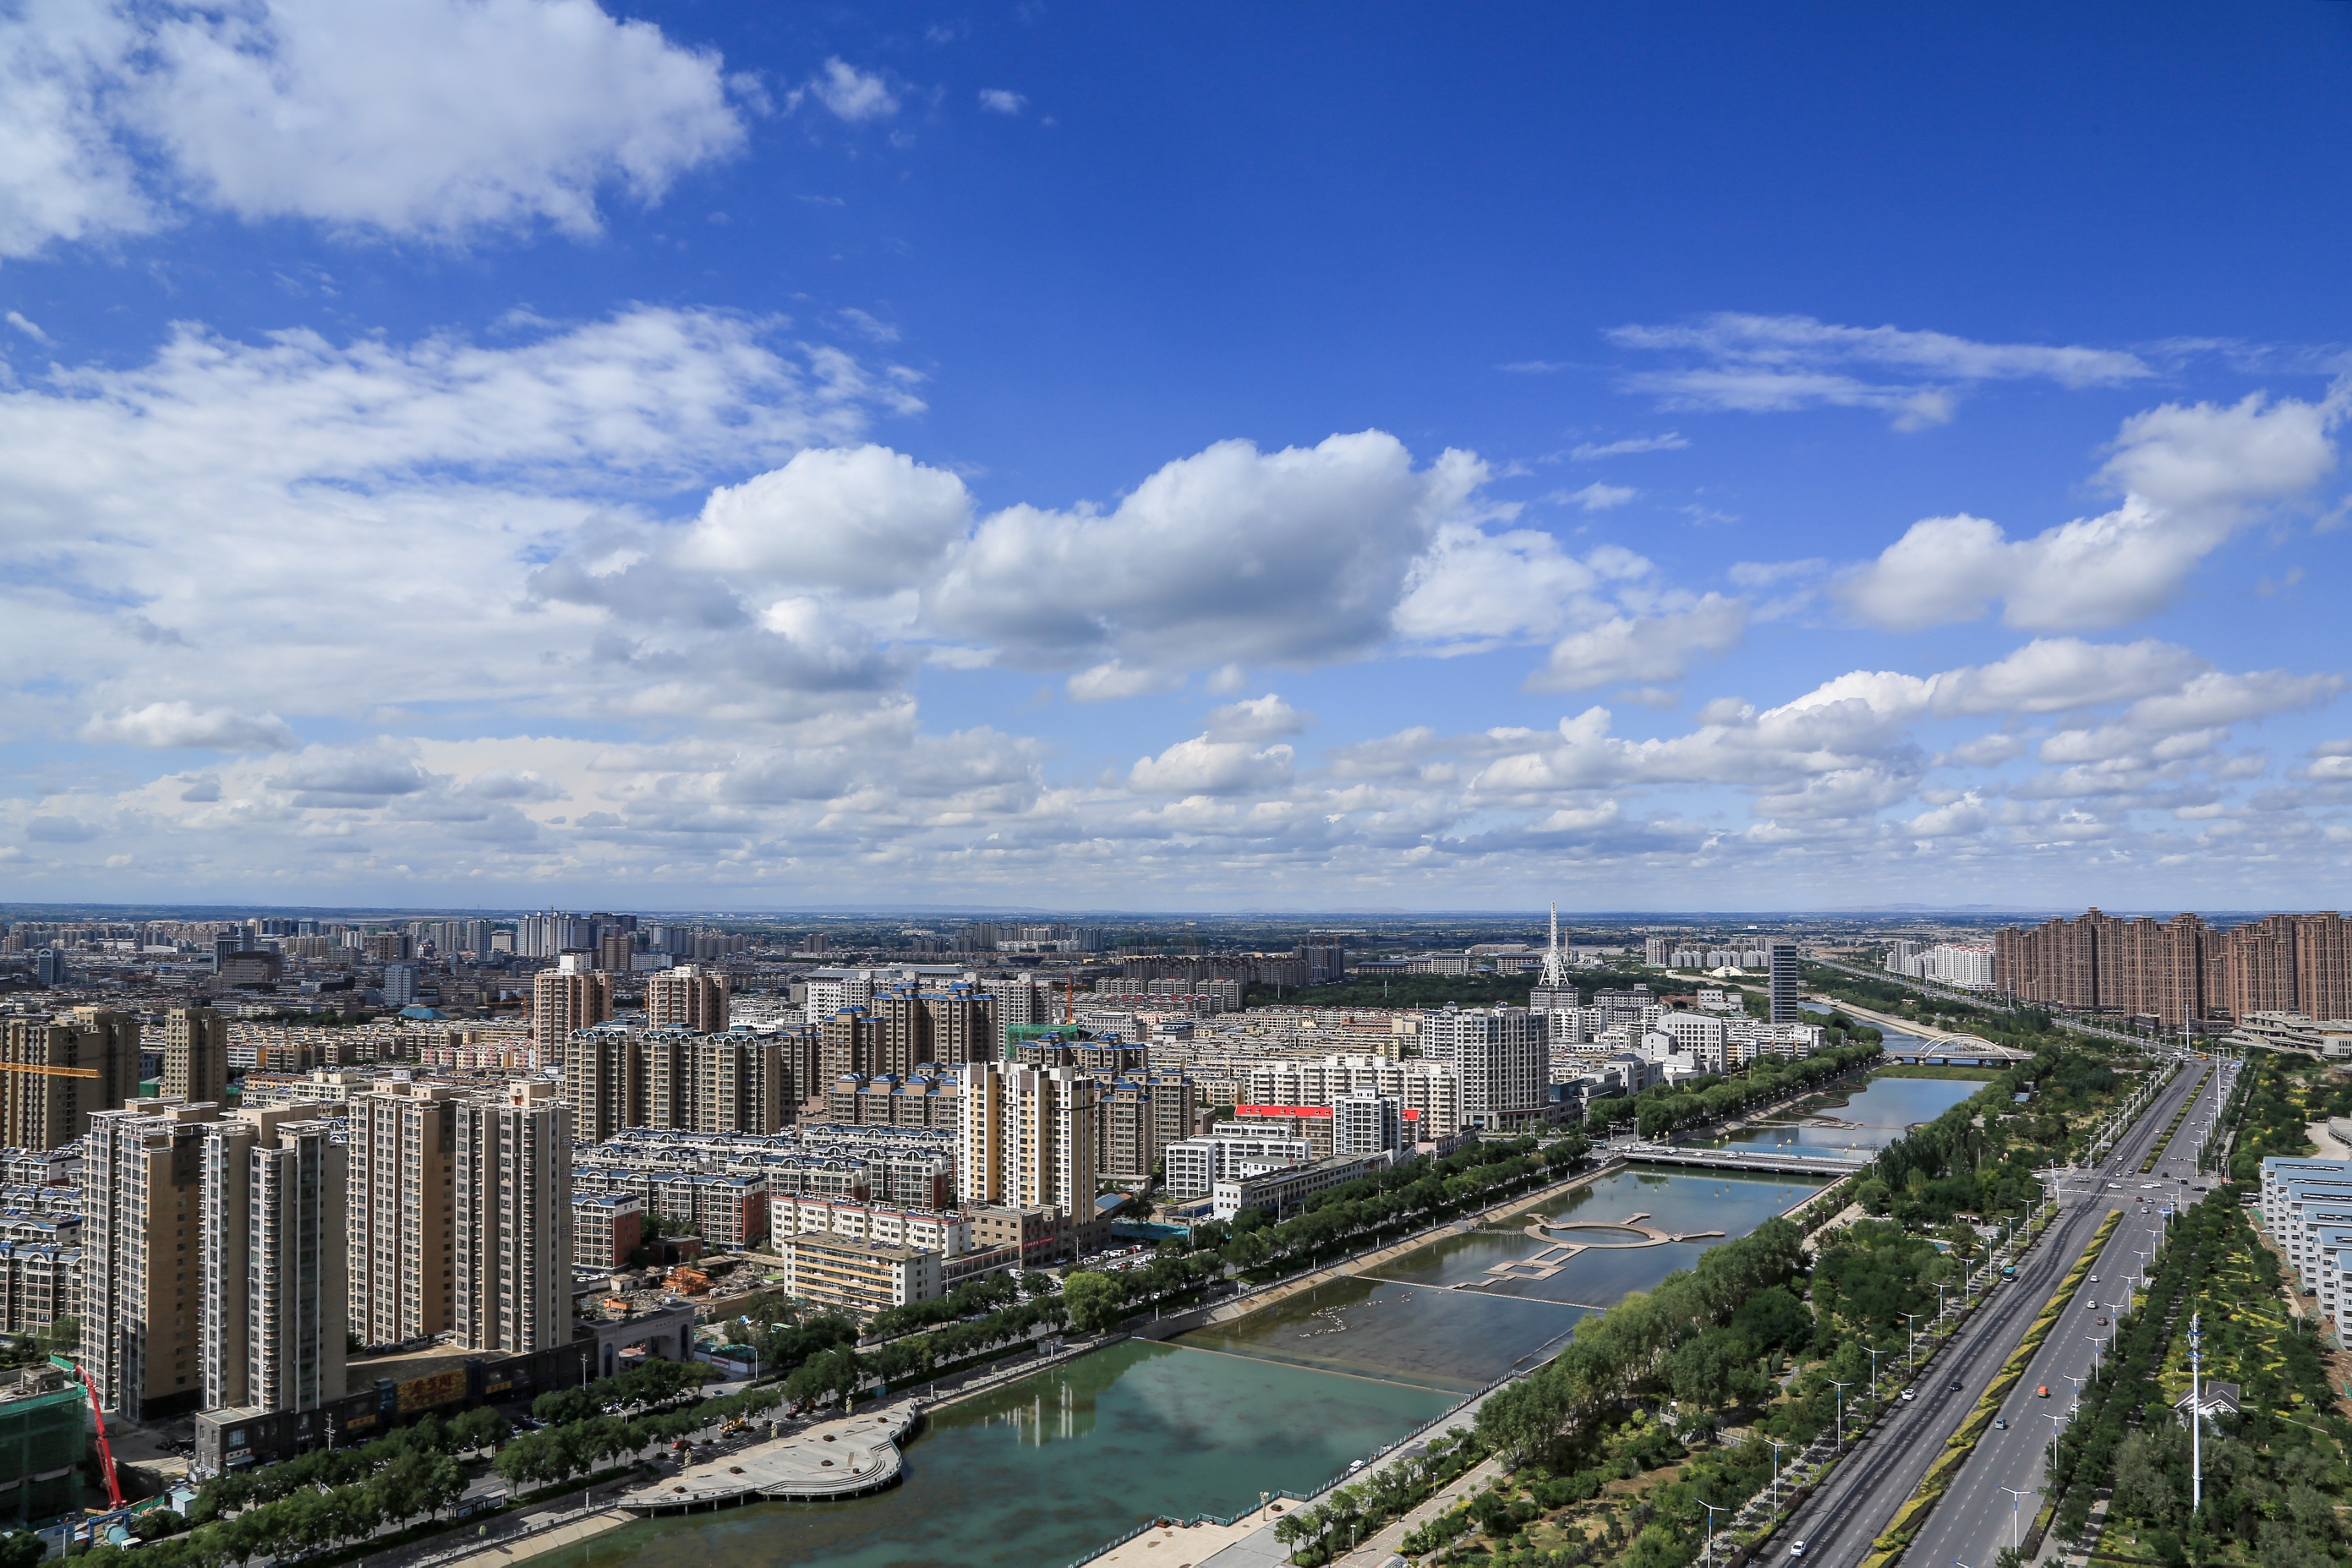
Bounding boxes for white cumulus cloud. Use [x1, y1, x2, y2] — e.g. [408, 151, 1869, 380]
[803, 58, 896, 122]
[1840, 389, 2345, 631]
[80, 702, 294, 751]
[0, 0, 745, 254]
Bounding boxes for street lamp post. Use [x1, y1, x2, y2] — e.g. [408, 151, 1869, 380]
[2190, 1313, 2204, 1515]
[1827, 1380, 1852, 1448]
[2087, 1336, 2105, 1381]
[1904, 1312, 1923, 1371]
[1999, 1486, 2037, 1552]
[1764, 1436, 1789, 1515]
[1699, 1500, 1726, 1568]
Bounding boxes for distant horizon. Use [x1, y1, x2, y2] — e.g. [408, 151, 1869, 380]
[0, 898, 2314, 924]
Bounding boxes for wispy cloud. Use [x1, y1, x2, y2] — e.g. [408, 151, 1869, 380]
[1608, 313, 2152, 428]
[1571, 432, 1685, 461]
[1548, 482, 1637, 511]
[977, 89, 1027, 116]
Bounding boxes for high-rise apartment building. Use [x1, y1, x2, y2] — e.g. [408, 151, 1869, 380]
[85, 1099, 216, 1419]
[692, 1033, 790, 1135]
[1417, 1007, 1547, 1131]
[2, 1008, 143, 1151]
[1098, 1071, 1197, 1182]
[1765, 938, 1799, 1024]
[646, 965, 730, 1032]
[956, 1062, 1099, 1215]
[1994, 909, 2352, 1030]
[976, 977, 1045, 1055]
[162, 1003, 228, 1107]
[566, 1026, 792, 1139]
[454, 1084, 572, 1354]
[531, 954, 614, 1061]
[876, 984, 994, 1074]
[347, 1081, 458, 1347]
[566, 1026, 646, 1142]
[821, 1008, 887, 1081]
[804, 970, 880, 1021]
[200, 1108, 347, 1416]
[1242, 1055, 1464, 1139]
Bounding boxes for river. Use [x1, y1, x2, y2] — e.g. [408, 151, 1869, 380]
[538, 1166, 1830, 1568]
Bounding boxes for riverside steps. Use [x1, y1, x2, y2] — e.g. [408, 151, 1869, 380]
[614, 1402, 920, 1512]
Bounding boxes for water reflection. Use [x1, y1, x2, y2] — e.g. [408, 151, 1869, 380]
[535, 1341, 1455, 1568]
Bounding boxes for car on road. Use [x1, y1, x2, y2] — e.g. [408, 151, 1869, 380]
[2089, 1275, 2100, 1282]
[1901, 1386, 1915, 1401]
[1993, 1417, 2008, 1429]
[1949, 1379, 1963, 1391]
[2037, 1384, 2050, 1397]
[2097, 1315, 2109, 1325]
[1788, 1543, 1808, 1559]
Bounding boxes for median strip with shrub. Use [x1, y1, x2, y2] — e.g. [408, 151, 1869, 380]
[1857, 1210, 2122, 1568]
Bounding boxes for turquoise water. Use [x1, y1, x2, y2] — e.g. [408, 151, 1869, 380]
[535, 1341, 1454, 1568]
[1710, 1070, 1983, 1155]
[1181, 1167, 1824, 1390]
[542, 1167, 1825, 1568]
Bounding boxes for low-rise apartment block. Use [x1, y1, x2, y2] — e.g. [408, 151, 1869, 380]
[773, 1231, 941, 1316]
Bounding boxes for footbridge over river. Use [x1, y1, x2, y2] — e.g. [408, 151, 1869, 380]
[1619, 1143, 1870, 1176]
[1808, 996, 2037, 1063]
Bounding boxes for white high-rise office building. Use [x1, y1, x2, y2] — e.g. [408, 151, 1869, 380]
[1418, 1006, 1548, 1131]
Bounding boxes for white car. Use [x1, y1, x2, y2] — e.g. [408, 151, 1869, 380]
[1788, 1543, 1808, 1559]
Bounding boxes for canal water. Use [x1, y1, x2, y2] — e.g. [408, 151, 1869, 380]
[1704, 1068, 1986, 1156]
[539, 1166, 1830, 1568]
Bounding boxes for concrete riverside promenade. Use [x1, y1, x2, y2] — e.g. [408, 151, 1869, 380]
[615, 1403, 919, 1511]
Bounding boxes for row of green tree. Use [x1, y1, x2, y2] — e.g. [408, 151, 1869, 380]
[492, 1381, 785, 1490]
[778, 1293, 1084, 1407]
[1474, 1215, 1809, 1468]
[1584, 1039, 1884, 1139]
[2223, 1049, 2346, 1183]
[1209, 1133, 1589, 1279]
[82, 1358, 784, 1568]
[1847, 1041, 2128, 1227]
[2054, 1193, 2349, 1568]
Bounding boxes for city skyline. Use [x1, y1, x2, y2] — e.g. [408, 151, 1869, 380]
[3, 5, 2349, 910]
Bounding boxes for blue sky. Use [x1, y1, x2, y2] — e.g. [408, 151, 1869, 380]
[3, 0, 2351, 911]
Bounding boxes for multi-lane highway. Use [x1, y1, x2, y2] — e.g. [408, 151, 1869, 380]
[1900, 1055, 2233, 1568]
[1765, 1051, 2231, 1568]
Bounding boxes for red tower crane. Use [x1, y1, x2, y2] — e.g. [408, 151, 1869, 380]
[50, 1357, 123, 1509]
